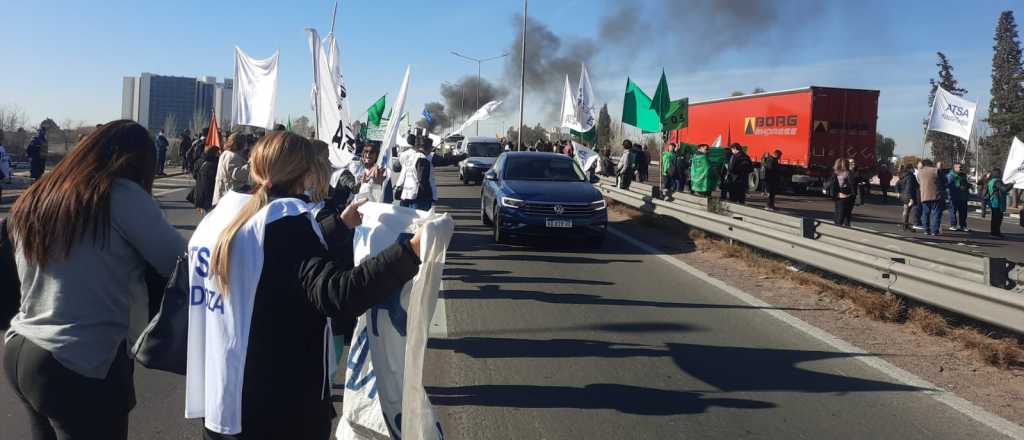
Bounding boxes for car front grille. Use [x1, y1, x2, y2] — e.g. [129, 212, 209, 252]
[520, 202, 597, 217]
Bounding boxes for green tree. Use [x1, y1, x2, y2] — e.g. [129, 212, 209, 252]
[752, 87, 766, 94]
[596, 103, 611, 148]
[875, 132, 896, 165]
[983, 10, 1024, 170]
[925, 52, 969, 165]
[730, 91, 745, 97]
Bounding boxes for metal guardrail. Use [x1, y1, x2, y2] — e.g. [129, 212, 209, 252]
[596, 177, 1024, 334]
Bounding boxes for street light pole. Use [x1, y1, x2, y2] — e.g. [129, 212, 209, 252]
[517, 0, 527, 151]
[451, 50, 509, 136]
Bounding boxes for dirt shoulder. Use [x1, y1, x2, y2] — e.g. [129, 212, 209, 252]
[607, 204, 1024, 427]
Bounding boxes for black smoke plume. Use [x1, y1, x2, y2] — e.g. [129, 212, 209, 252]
[415, 102, 451, 133]
[440, 76, 509, 122]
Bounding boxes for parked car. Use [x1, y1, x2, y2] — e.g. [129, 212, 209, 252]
[458, 137, 502, 185]
[480, 152, 607, 244]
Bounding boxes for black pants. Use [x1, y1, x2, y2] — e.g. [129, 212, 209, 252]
[880, 184, 890, 203]
[767, 190, 777, 209]
[834, 197, 854, 226]
[991, 207, 1004, 236]
[728, 180, 747, 204]
[2, 334, 135, 440]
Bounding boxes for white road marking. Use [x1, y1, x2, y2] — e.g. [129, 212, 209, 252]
[153, 187, 189, 198]
[429, 287, 448, 338]
[607, 226, 1024, 440]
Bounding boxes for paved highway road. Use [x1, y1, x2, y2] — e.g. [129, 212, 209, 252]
[1, 169, 1018, 439]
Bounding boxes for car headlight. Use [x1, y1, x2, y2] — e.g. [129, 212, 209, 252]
[590, 200, 607, 210]
[501, 196, 525, 209]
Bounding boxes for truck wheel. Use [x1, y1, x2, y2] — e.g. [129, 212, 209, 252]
[748, 172, 760, 193]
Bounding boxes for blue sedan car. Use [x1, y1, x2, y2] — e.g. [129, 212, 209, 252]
[480, 152, 607, 244]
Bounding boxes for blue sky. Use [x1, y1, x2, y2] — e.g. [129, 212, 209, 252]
[2, 1, 1019, 155]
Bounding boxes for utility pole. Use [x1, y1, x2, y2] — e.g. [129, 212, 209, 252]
[517, 0, 527, 151]
[450, 50, 508, 136]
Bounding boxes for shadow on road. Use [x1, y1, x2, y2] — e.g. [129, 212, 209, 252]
[443, 284, 827, 312]
[442, 267, 614, 286]
[427, 337, 928, 415]
[426, 384, 775, 416]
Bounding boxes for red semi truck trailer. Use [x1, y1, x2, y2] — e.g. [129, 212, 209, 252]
[669, 86, 880, 192]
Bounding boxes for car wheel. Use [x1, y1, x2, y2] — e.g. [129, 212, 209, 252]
[481, 197, 493, 226]
[493, 205, 506, 244]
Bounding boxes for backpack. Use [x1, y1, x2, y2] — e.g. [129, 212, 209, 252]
[625, 150, 638, 173]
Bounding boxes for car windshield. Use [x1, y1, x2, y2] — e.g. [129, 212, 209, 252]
[467, 142, 502, 157]
[503, 156, 586, 182]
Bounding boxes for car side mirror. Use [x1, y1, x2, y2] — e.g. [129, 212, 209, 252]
[484, 170, 498, 181]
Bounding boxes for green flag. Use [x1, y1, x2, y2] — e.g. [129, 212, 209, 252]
[622, 78, 662, 133]
[286, 115, 292, 132]
[650, 70, 671, 120]
[662, 98, 689, 131]
[570, 127, 597, 144]
[367, 95, 386, 127]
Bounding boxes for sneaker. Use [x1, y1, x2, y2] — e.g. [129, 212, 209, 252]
[947, 226, 959, 231]
[961, 227, 971, 232]
[911, 225, 924, 231]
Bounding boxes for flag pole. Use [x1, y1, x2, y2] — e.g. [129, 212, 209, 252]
[516, 0, 527, 151]
[330, 1, 338, 34]
[922, 88, 939, 158]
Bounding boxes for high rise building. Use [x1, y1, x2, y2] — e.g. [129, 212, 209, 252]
[121, 73, 233, 133]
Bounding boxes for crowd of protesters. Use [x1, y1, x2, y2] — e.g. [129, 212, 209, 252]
[895, 159, 1015, 238]
[0, 119, 427, 439]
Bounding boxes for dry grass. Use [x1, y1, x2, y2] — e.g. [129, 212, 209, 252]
[907, 307, 950, 336]
[610, 201, 1024, 370]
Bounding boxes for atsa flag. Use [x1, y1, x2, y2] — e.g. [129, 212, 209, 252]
[926, 87, 977, 141]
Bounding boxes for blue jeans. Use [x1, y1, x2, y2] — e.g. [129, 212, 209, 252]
[921, 200, 942, 234]
[949, 197, 968, 228]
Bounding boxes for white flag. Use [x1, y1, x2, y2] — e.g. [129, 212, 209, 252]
[378, 66, 412, 169]
[452, 100, 502, 137]
[572, 141, 600, 172]
[307, 29, 353, 169]
[926, 87, 977, 142]
[1003, 137, 1024, 189]
[710, 134, 722, 149]
[560, 75, 580, 130]
[232, 47, 279, 129]
[575, 63, 597, 132]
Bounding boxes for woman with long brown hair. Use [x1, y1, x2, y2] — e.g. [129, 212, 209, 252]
[3, 120, 186, 440]
[185, 131, 423, 439]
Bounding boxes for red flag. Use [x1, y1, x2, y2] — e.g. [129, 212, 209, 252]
[206, 112, 222, 148]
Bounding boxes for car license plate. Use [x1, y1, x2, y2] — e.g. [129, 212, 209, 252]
[545, 219, 572, 228]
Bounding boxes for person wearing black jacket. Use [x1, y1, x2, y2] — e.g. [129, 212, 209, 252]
[895, 164, 919, 231]
[763, 149, 783, 210]
[192, 132, 423, 439]
[192, 146, 220, 214]
[726, 143, 753, 204]
[179, 130, 193, 172]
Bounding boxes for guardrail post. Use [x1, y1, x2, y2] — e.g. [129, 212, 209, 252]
[985, 257, 1009, 289]
[652, 186, 661, 200]
[801, 218, 817, 239]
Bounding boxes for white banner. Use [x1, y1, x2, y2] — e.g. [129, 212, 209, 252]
[232, 47, 279, 129]
[926, 87, 977, 142]
[1003, 137, 1024, 189]
[452, 100, 502, 137]
[575, 63, 597, 132]
[336, 203, 453, 440]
